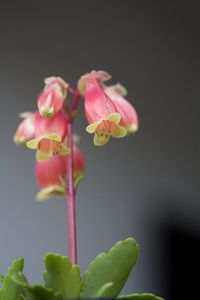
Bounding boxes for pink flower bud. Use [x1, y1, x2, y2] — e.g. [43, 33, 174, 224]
[105, 84, 139, 133]
[84, 76, 127, 146]
[27, 111, 70, 160]
[38, 77, 68, 118]
[35, 155, 67, 201]
[78, 70, 111, 96]
[14, 112, 36, 145]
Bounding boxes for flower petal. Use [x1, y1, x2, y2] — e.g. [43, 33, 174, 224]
[26, 138, 40, 149]
[110, 123, 127, 138]
[36, 150, 51, 161]
[86, 122, 98, 133]
[94, 132, 110, 146]
[59, 144, 70, 155]
[127, 123, 138, 134]
[36, 185, 66, 201]
[106, 113, 121, 124]
[47, 133, 62, 142]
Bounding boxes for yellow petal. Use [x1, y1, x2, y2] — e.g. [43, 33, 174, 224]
[111, 124, 127, 138]
[26, 138, 40, 149]
[106, 113, 121, 124]
[59, 144, 70, 155]
[86, 122, 98, 133]
[36, 150, 51, 161]
[127, 123, 138, 134]
[94, 133, 110, 146]
[36, 185, 66, 201]
[47, 133, 61, 142]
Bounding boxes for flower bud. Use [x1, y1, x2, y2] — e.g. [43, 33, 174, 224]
[105, 84, 139, 133]
[14, 112, 36, 145]
[27, 111, 70, 160]
[84, 76, 127, 146]
[38, 77, 68, 118]
[78, 70, 111, 96]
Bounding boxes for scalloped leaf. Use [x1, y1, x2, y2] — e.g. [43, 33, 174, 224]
[12, 272, 62, 300]
[119, 293, 164, 300]
[43, 253, 81, 298]
[0, 258, 24, 300]
[80, 237, 139, 297]
[95, 282, 113, 297]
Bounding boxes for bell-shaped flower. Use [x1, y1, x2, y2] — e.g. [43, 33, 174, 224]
[35, 154, 67, 201]
[14, 112, 36, 145]
[105, 83, 139, 134]
[84, 76, 127, 146]
[36, 144, 85, 201]
[27, 111, 70, 160]
[78, 70, 111, 96]
[38, 76, 68, 118]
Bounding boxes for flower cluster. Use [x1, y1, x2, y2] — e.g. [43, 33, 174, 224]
[14, 71, 138, 199]
[14, 77, 84, 201]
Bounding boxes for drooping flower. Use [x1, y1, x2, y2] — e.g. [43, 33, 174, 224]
[78, 70, 111, 96]
[35, 154, 67, 201]
[36, 144, 85, 201]
[27, 111, 70, 160]
[38, 76, 68, 118]
[14, 112, 36, 145]
[84, 76, 127, 146]
[105, 83, 139, 133]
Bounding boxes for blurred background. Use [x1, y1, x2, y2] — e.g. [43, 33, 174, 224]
[0, 1, 200, 299]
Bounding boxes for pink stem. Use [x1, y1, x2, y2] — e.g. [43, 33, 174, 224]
[66, 120, 77, 264]
[66, 87, 81, 264]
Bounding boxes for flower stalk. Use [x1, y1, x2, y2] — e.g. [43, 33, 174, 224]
[66, 88, 80, 264]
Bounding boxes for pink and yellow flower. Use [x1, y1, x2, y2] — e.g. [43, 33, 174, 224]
[105, 83, 139, 134]
[36, 144, 85, 201]
[38, 76, 68, 118]
[14, 112, 36, 145]
[84, 76, 127, 146]
[35, 154, 67, 201]
[27, 111, 70, 160]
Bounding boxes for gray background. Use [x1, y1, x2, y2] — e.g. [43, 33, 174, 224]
[0, 1, 200, 298]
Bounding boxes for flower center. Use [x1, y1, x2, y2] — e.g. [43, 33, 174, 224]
[95, 120, 112, 138]
[38, 138, 61, 155]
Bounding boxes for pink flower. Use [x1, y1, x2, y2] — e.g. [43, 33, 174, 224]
[105, 84, 139, 133]
[38, 77, 68, 118]
[35, 155, 67, 201]
[36, 144, 85, 201]
[84, 76, 127, 146]
[14, 112, 36, 145]
[27, 111, 70, 160]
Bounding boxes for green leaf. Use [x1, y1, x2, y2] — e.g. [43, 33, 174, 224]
[12, 272, 62, 300]
[119, 293, 164, 300]
[43, 253, 81, 298]
[80, 237, 139, 298]
[0, 273, 4, 283]
[0, 258, 24, 300]
[95, 282, 113, 297]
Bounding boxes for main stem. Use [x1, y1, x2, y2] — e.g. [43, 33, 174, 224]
[66, 119, 77, 264]
[66, 87, 80, 264]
